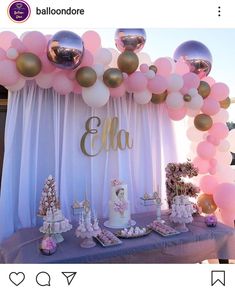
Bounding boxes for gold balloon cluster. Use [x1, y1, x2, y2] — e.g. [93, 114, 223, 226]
[103, 68, 123, 88]
[76, 67, 97, 87]
[16, 53, 42, 77]
[194, 113, 213, 131]
[197, 194, 217, 214]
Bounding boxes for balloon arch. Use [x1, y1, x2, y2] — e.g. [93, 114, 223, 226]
[0, 29, 235, 226]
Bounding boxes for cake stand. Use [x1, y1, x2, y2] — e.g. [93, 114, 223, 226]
[104, 219, 136, 229]
[76, 229, 101, 248]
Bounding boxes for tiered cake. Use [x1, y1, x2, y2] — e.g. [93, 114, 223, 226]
[104, 180, 135, 229]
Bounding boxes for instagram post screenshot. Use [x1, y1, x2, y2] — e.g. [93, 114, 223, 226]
[0, 0, 235, 288]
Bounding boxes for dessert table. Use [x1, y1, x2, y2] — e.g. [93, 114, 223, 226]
[0, 212, 235, 264]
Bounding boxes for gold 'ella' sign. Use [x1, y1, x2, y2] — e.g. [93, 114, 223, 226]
[80, 116, 133, 157]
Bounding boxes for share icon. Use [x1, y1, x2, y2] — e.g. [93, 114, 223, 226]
[62, 272, 77, 286]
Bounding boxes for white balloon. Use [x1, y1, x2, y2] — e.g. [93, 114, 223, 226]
[92, 64, 105, 77]
[187, 108, 200, 117]
[138, 52, 152, 65]
[36, 72, 53, 89]
[108, 48, 119, 67]
[227, 129, 235, 152]
[165, 92, 184, 109]
[188, 88, 198, 97]
[7, 78, 25, 91]
[145, 70, 155, 79]
[94, 48, 112, 66]
[82, 80, 110, 108]
[186, 94, 203, 110]
[6, 47, 18, 60]
[186, 126, 204, 142]
[213, 109, 229, 123]
[218, 139, 230, 152]
[167, 74, 183, 92]
[134, 89, 152, 105]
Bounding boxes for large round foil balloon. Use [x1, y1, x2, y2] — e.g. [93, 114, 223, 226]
[47, 30, 84, 70]
[115, 28, 146, 53]
[174, 40, 212, 79]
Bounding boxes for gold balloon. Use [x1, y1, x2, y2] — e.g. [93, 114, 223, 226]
[183, 94, 192, 102]
[16, 53, 42, 77]
[117, 51, 139, 74]
[197, 81, 211, 99]
[103, 68, 123, 88]
[194, 114, 213, 131]
[151, 90, 168, 104]
[76, 66, 97, 87]
[220, 97, 231, 109]
[149, 65, 157, 74]
[197, 194, 217, 214]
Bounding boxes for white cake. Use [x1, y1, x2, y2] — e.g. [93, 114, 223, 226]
[105, 183, 132, 228]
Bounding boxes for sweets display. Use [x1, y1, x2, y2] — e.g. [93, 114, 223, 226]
[149, 220, 180, 236]
[96, 229, 122, 247]
[116, 226, 151, 238]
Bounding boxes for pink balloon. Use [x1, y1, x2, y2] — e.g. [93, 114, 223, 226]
[147, 75, 167, 94]
[186, 126, 204, 142]
[182, 72, 200, 90]
[167, 107, 187, 121]
[201, 98, 220, 116]
[80, 49, 94, 67]
[214, 183, 235, 210]
[208, 167, 217, 175]
[174, 61, 190, 75]
[197, 141, 216, 159]
[154, 57, 173, 76]
[139, 63, 149, 73]
[82, 31, 101, 53]
[7, 78, 26, 92]
[22, 31, 47, 55]
[125, 72, 147, 92]
[73, 83, 82, 94]
[53, 73, 74, 95]
[210, 158, 218, 167]
[209, 122, 229, 140]
[36, 72, 53, 89]
[41, 54, 56, 73]
[215, 151, 233, 166]
[199, 175, 218, 195]
[0, 48, 6, 60]
[206, 135, 220, 146]
[109, 83, 126, 97]
[0, 59, 19, 86]
[210, 82, 229, 101]
[11, 38, 26, 53]
[193, 157, 210, 174]
[0, 31, 17, 50]
[219, 209, 235, 227]
[212, 109, 229, 123]
[201, 76, 215, 86]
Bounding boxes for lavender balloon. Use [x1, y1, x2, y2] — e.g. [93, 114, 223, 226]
[47, 30, 84, 70]
[174, 40, 212, 79]
[115, 28, 146, 53]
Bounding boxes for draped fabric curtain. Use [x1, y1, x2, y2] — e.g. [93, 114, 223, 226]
[0, 81, 178, 242]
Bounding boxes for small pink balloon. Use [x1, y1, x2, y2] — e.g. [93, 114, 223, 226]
[36, 72, 53, 89]
[220, 209, 235, 227]
[22, 31, 47, 55]
[214, 183, 235, 210]
[109, 83, 126, 97]
[73, 83, 82, 94]
[139, 63, 149, 73]
[53, 72, 74, 95]
[0, 31, 17, 50]
[80, 49, 94, 67]
[206, 135, 220, 146]
[193, 157, 210, 174]
[201, 76, 215, 86]
[182, 72, 200, 90]
[41, 54, 56, 73]
[122, 73, 128, 79]
[201, 98, 220, 116]
[147, 75, 167, 94]
[209, 122, 229, 140]
[209, 167, 217, 175]
[199, 175, 218, 195]
[167, 107, 187, 121]
[0, 48, 6, 60]
[11, 38, 26, 53]
[7, 78, 26, 92]
[154, 57, 173, 76]
[210, 82, 229, 101]
[0, 59, 19, 86]
[82, 31, 101, 53]
[210, 158, 218, 167]
[197, 141, 216, 159]
[174, 61, 190, 75]
[125, 71, 147, 92]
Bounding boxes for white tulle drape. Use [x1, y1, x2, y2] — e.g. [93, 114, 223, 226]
[0, 82, 178, 242]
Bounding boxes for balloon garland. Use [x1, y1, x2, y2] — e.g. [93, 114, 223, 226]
[0, 29, 235, 226]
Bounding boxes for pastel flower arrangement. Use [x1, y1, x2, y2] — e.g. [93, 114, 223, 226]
[40, 236, 57, 255]
[114, 200, 128, 216]
[111, 179, 122, 186]
[165, 161, 200, 208]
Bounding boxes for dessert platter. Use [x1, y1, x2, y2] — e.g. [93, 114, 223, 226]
[116, 226, 152, 238]
[148, 220, 180, 237]
[95, 229, 122, 247]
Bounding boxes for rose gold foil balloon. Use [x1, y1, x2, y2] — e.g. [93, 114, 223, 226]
[174, 40, 212, 79]
[115, 29, 146, 53]
[47, 30, 84, 70]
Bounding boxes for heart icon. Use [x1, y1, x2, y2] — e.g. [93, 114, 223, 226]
[9, 272, 25, 286]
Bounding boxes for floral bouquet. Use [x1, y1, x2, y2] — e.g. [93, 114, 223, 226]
[40, 236, 57, 255]
[114, 200, 128, 216]
[111, 179, 122, 186]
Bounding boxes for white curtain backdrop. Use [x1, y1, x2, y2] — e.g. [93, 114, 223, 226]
[0, 81, 178, 242]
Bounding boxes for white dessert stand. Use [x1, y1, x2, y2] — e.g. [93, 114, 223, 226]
[76, 229, 101, 248]
[104, 219, 136, 229]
